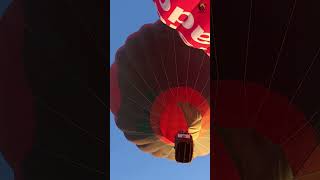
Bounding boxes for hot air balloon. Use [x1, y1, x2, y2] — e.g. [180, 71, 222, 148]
[1, 0, 107, 179]
[0, 0, 35, 179]
[153, 0, 210, 56]
[212, 0, 320, 179]
[22, 0, 107, 178]
[213, 81, 319, 180]
[110, 21, 210, 162]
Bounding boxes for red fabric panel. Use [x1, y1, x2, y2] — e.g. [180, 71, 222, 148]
[153, 0, 210, 56]
[150, 87, 209, 144]
[110, 63, 121, 117]
[212, 136, 241, 180]
[213, 80, 318, 175]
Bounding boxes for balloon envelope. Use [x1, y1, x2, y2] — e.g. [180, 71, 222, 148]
[212, 0, 320, 178]
[0, 1, 35, 179]
[1, 0, 107, 179]
[110, 21, 210, 161]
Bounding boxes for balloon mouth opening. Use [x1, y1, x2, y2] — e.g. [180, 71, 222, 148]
[150, 87, 209, 145]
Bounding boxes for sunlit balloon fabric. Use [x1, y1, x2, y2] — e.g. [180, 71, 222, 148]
[110, 21, 210, 161]
[153, 0, 210, 56]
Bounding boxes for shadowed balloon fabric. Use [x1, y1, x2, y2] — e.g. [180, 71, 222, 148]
[0, 1, 34, 179]
[1, 0, 107, 179]
[212, 0, 320, 179]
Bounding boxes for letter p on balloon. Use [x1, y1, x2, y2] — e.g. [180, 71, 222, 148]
[154, 0, 211, 56]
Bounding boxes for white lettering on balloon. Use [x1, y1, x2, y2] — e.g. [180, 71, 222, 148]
[168, 7, 194, 29]
[169, 24, 177, 29]
[155, 0, 210, 55]
[191, 25, 210, 45]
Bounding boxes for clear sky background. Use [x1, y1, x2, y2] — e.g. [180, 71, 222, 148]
[0, 0, 11, 18]
[0, 152, 13, 180]
[110, 1, 210, 180]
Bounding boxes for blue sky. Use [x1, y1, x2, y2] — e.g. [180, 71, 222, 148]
[0, 0, 11, 18]
[0, 153, 14, 180]
[110, 1, 210, 180]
